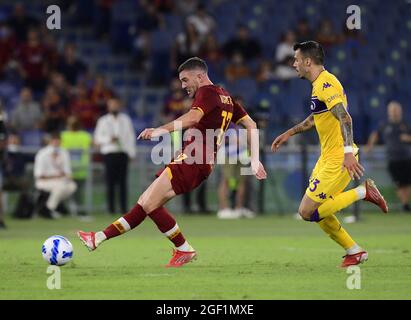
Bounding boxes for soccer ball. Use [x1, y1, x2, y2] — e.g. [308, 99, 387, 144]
[42, 235, 73, 266]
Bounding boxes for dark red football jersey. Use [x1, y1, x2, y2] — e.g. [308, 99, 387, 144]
[183, 85, 248, 164]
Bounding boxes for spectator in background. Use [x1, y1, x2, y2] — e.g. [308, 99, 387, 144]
[3, 133, 34, 219]
[17, 29, 49, 92]
[294, 18, 313, 43]
[94, 98, 136, 214]
[0, 108, 7, 229]
[162, 78, 188, 124]
[57, 43, 87, 86]
[200, 34, 222, 65]
[273, 31, 298, 80]
[365, 101, 411, 212]
[90, 75, 115, 115]
[217, 120, 255, 219]
[94, 0, 114, 40]
[61, 116, 92, 216]
[175, 0, 199, 16]
[131, 30, 151, 71]
[171, 21, 202, 69]
[223, 25, 261, 61]
[255, 59, 274, 84]
[10, 87, 43, 131]
[42, 85, 67, 133]
[43, 34, 60, 71]
[0, 22, 16, 80]
[315, 19, 340, 49]
[153, 0, 174, 13]
[187, 4, 216, 40]
[136, 1, 165, 33]
[49, 71, 70, 106]
[34, 132, 77, 219]
[224, 52, 250, 82]
[275, 31, 295, 65]
[69, 83, 100, 130]
[7, 3, 39, 43]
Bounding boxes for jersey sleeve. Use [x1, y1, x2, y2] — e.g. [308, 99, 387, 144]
[318, 82, 344, 110]
[232, 99, 248, 125]
[191, 87, 217, 115]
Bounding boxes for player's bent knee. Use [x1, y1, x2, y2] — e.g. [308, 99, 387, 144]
[298, 208, 314, 221]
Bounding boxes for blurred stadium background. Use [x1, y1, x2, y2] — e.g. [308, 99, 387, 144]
[0, 0, 410, 217]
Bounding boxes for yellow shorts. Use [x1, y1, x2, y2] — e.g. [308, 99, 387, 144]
[305, 152, 359, 203]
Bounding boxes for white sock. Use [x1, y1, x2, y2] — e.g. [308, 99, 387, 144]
[176, 241, 194, 252]
[95, 231, 107, 247]
[355, 185, 366, 200]
[346, 243, 362, 255]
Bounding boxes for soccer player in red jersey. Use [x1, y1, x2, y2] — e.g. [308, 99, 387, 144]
[78, 57, 267, 267]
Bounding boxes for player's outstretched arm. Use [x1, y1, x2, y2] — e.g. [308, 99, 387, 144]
[137, 109, 203, 140]
[271, 114, 315, 152]
[330, 103, 364, 180]
[237, 115, 267, 180]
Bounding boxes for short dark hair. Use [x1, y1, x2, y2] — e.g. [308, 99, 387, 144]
[178, 57, 208, 73]
[293, 41, 324, 65]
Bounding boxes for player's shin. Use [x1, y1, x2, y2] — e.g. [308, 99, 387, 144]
[311, 186, 366, 221]
[148, 207, 194, 252]
[98, 204, 148, 246]
[317, 215, 355, 250]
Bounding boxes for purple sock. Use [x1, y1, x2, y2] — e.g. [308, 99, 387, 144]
[310, 209, 320, 222]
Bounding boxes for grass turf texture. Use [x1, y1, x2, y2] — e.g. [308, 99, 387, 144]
[1, 212, 410, 299]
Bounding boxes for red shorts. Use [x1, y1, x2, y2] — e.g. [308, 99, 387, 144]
[156, 161, 212, 195]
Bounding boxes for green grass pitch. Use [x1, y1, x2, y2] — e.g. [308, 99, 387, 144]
[1, 212, 410, 299]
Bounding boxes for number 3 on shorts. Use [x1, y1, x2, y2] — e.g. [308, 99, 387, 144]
[309, 178, 320, 192]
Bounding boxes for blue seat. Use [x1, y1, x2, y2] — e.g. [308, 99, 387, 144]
[20, 130, 44, 147]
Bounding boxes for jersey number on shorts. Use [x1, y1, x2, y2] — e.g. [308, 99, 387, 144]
[309, 179, 320, 192]
[216, 110, 233, 146]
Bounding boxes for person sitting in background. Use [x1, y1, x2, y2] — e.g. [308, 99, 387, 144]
[89, 75, 115, 116]
[294, 18, 313, 43]
[186, 3, 216, 40]
[365, 101, 411, 212]
[171, 21, 202, 70]
[223, 24, 261, 61]
[0, 22, 16, 80]
[6, 3, 39, 43]
[0, 108, 7, 229]
[16, 29, 49, 92]
[10, 87, 43, 131]
[273, 31, 298, 80]
[256, 60, 274, 84]
[61, 116, 92, 216]
[315, 19, 340, 49]
[41, 85, 67, 133]
[3, 133, 34, 219]
[224, 53, 250, 82]
[34, 132, 77, 219]
[69, 83, 100, 130]
[57, 43, 87, 86]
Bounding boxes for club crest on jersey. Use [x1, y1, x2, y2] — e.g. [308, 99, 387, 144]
[322, 82, 332, 90]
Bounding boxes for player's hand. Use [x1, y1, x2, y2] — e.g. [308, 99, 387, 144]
[271, 132, 291, 152]
[342, 153, 364, 180]
[251, 161, 267, 180]
[137, 128, 155, 140]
